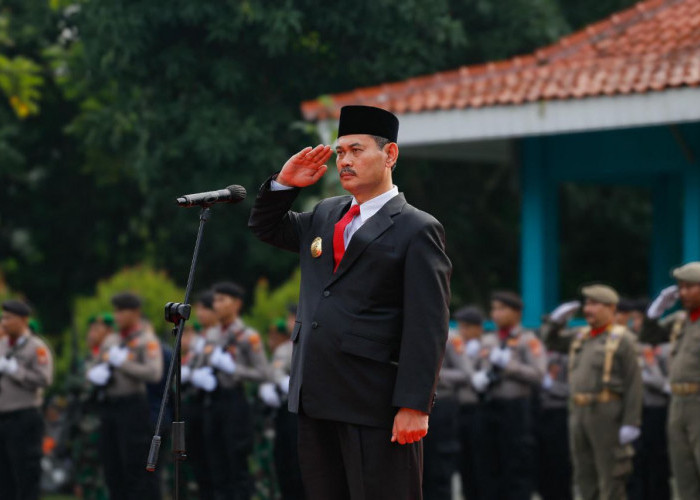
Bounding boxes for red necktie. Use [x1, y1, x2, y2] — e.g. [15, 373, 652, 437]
[333, 205, 361, 272]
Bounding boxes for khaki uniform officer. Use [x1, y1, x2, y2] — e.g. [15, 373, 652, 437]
[568, 285, 642, 500]
[0, 300, 53, 500]
[86, 292, 163, 500]
[642, 262, 700, 500]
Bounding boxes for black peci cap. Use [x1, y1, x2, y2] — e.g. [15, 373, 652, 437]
[111, 292, 143, 311]
[196, 290, 215, 310]
[491, 291, 524, 311]
[212, 282, 245, 299]
[338, 105, 399, 143]
[453, 306, 484, 325]
[2, 300, 32, 318]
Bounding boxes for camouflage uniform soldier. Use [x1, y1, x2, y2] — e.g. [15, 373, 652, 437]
[642, 262, 700, 500]
[566, 285, 642, 500]
[470, 291, 546, 500]
[189, 282, 269, 500]
[86, 292, 163, 500]
[0, 300, 53, 500]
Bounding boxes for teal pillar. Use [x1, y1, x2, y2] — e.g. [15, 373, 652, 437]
[520, 138, 559, 327]
[682, 162, 700, 263]
[651, 175, 682, 294]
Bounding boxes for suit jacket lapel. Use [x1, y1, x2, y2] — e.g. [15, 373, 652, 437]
[317, 197, 352, 278]
[326, 193, 406, 287]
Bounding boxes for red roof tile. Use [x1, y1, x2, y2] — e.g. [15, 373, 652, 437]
[301, 0, 700, 121]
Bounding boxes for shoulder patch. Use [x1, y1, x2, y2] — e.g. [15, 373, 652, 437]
[147, 340, 159, 358]
[36, 346, 49, 365]
[248, 332, 262, 352]
[528, 338, 542, 357]
[450, 336, 464, 354]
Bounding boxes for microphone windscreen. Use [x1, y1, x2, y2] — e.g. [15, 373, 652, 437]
[226, 185, 247, 204]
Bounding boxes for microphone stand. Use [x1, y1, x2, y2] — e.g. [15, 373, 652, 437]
[147, 205, 212, 500]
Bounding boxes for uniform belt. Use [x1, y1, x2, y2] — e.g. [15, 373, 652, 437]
[573, 389, 621, 406]
[671, 383, 700, 396]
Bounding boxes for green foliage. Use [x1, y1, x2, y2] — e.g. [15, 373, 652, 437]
[244, 268, 300, 337]
[0, 13, 43, 118]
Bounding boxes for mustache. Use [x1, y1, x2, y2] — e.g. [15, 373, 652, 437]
[339, 167, 357, 176]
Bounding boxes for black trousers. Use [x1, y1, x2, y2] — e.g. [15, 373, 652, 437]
[422, 397, 459, 500]
[202, 387, 253, 500]
[183, 394, 214, 500]
[457, 403, 479, 500]
[98, 394, 161, 500]
[274, 406, 304, 500]
[473, 397, 535, 500]
[627, 405, 671, 500]
[0, 408, 43, 500]
[535, 406, 573, 500]
[297, 411, 423, 500]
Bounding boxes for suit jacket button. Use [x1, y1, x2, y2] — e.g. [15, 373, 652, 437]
[312, 321, 319, 329]
[323, 290, 330, 297]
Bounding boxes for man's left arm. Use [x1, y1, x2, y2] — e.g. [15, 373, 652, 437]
[392, 219, 451, 443]
[621, 337, 643, 428]
[8, 341, 53, 390]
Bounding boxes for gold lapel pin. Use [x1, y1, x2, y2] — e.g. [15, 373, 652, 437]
[310, 237, 323, 258]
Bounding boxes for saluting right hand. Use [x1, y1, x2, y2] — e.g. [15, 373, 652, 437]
[647, 285, 679, 319]
[276, 144, 332, 188]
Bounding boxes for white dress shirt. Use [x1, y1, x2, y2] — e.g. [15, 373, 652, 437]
[271, 179, 399, 249]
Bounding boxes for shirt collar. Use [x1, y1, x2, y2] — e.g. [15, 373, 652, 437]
[351, 186, 399, 223]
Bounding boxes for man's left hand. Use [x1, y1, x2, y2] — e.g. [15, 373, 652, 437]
[391, 408, 428, 445]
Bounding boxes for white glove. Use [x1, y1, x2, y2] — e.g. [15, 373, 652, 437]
[465, 339, 481, 359]
[191, 367, 218, 392]
[278, 375, 291, 395]
[663, 382, 671, 394]
[471, 370, 490, 393]
[489, 347, 511, 368]
[192, 336, 206, 354]
[0, 357, 8, 373]
[107, 345, 129, 367]
[87, 363, 111, 386]
[542, 373, 553, 390]
[1, 357, 18, 375]
[619, 425, 641, 445]
[181, 365, 192, 384]
[641, 369, 653, 384]
[210, 346, 236, 374]
[550, 300, 581, 323]
[647, 285, 679, 319]
[259, 383, 281, 408]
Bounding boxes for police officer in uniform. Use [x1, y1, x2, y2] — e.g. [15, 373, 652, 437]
[564, 285, 642, 500]
[641, 262, 700, 500]
[189, 281, 269, 500]
[470, 291, 546, 500]
[258, 316, 304, 500]
[86, 292, 163, 500]
[0, 300, 53, 500]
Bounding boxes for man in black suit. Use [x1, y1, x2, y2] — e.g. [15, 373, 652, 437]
[249, 105, 451, 499]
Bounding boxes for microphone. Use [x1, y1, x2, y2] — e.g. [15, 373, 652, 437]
[177, 185, 247, 207]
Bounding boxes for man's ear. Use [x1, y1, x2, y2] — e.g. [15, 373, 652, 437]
[385, 142, 399, 169]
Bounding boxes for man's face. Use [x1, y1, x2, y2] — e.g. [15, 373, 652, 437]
[87, 321, 111, 349]
[335, 135, 394, 196]
[615, 311, 631, 328]
[286, 312, 296, 335]
[490, 301, 520, 329]
[583, 299, 615, 328]
[114, 309, 141, 331]
[678, 281, 700, 311]
[213, 293, 241, 321]
[195, 303, 218, 328]
[457, 322, 482, 341]
[630, 311, 644, 334]
[0, 311, 28, 337]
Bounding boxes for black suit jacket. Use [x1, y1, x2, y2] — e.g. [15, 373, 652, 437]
[249, 176, 452, 428]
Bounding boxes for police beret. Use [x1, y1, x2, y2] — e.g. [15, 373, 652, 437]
[111, 292, 142, 310]
[672, 262, 700, 283]
[617, 298, 635, 312]
[453, 306, 484, 325]
[212, 282, 245, 299]
[272, 318, 289, 336]
[581, 284, 619, 305]
[1, 300, 32, 317]
[89, 312, 115, 327]
[491, 291, 523, 311]
[338, 105, 399, 143]
[196, 290, 215, 309]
